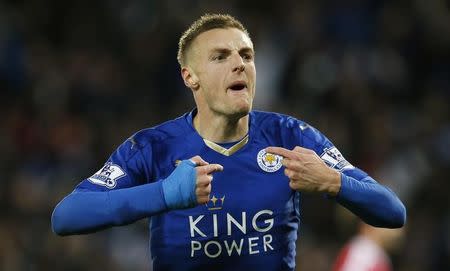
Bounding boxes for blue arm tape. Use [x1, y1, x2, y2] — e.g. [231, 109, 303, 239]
[161, 159, 198, 209]
[51, 160, 198, 236]
[51, 181, 167, 236]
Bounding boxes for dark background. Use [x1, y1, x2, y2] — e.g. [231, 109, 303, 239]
[0, 0, 449, 270]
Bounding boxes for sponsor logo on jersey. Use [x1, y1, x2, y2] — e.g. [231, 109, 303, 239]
[189, 209, 275, 258]
[88, 162, 126, 189]
[320, 147, 354, 171]
[257, 149, 283, 173]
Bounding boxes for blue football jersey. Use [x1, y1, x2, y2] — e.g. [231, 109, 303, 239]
[73, 110, 390, 271]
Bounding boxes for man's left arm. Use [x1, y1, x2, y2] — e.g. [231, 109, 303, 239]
[266, 145, 406, 229]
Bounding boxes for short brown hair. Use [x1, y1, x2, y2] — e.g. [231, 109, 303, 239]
[177, 13, 250, 67]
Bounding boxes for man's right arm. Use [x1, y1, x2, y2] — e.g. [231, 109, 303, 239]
[51, 144, 222, 236]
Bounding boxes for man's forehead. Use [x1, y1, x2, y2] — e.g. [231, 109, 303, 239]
[193, 28, 253, 52]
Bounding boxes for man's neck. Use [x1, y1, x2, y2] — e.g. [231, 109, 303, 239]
[193, 110, 249, 143]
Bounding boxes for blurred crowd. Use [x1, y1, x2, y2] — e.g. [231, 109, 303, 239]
[0, 0, 449, 270]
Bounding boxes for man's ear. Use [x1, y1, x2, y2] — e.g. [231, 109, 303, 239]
[181, 67, 199, 90]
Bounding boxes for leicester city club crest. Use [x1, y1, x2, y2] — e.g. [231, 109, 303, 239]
[257, 149, 283, 173]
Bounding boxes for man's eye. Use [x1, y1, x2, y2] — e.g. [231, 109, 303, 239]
[213, 55, 225, 61]
[242, 54, 253, 60]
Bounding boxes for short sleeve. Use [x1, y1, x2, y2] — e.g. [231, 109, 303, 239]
[75, 137, 151, 191]
[294, 120, 375, 181]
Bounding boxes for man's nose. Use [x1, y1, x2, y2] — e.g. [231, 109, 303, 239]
[231, 53, 245, 73]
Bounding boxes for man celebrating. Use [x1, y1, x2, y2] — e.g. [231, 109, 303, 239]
[52, 14, 406, 271]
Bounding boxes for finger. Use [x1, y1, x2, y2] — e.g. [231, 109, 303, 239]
[292, 146, 315, 155]
[282, 158, 303, 172]
[196, 188, 209, 197]
[204, 182, 212, 194]
[289, 180, 298, 190]
[197, 163, 224, 175]
[197, 175, 213, 186]
[281, 158, 291, 167]
[266, 146, 298, 160]
[189, 155, 209, 166]
[284, 168, 294, 178]
[197, 195, 209, 204]
[197, 183, 212, 196]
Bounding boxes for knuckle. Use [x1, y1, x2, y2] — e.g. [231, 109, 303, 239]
[190, 156, 199, 163]
[196, 178, 208, 186]
[196, 166, 206, 175]
[209, 164, 220, 172]
[196, 188, 207, 197]
[202, 174, 211, 182]
[197, 197, 207, 204]
[195, 187, 202, 195]
[289, 181, 297, 190]
[285, 169, 293, 178]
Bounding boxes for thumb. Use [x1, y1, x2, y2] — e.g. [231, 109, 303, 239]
[189, 155, 209, 166]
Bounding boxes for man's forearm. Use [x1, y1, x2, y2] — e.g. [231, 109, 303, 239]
[51, 181, 168, 236]
[335, 173, 406, 228]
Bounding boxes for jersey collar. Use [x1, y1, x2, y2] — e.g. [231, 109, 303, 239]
[185, 108, 253, 156]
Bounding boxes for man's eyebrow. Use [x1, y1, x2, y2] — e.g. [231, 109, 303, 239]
[209, 48, 231, 54]
[239, 47, 254, 54]
[209, 47, 254, 54]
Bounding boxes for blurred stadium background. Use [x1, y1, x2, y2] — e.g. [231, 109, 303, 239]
[0, 0, 449, 270]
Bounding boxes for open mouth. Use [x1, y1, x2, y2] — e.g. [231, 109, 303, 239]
[228, 82, 247, 91]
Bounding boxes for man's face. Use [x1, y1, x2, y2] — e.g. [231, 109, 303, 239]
[186, 28, 256, 118]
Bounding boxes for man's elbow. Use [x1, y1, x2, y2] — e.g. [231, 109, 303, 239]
[51, 203, 70, 236]
[379, 201, 406, 229]
[366, 200, 407, 229]
[390, 201, 407, 228]
[51, 196, 80, 236]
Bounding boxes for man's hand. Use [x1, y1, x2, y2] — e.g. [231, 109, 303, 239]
[190, 156, 223, 204]
[161, 155, 223, 210]
[266, 146, 341, 196]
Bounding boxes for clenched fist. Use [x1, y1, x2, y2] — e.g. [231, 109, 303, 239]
[190, 156, 223, 204]
[162, 156, 223, 209]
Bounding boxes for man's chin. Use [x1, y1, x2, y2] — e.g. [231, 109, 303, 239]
[227, 106, 251, 120]
[214, 101, 252, 120]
